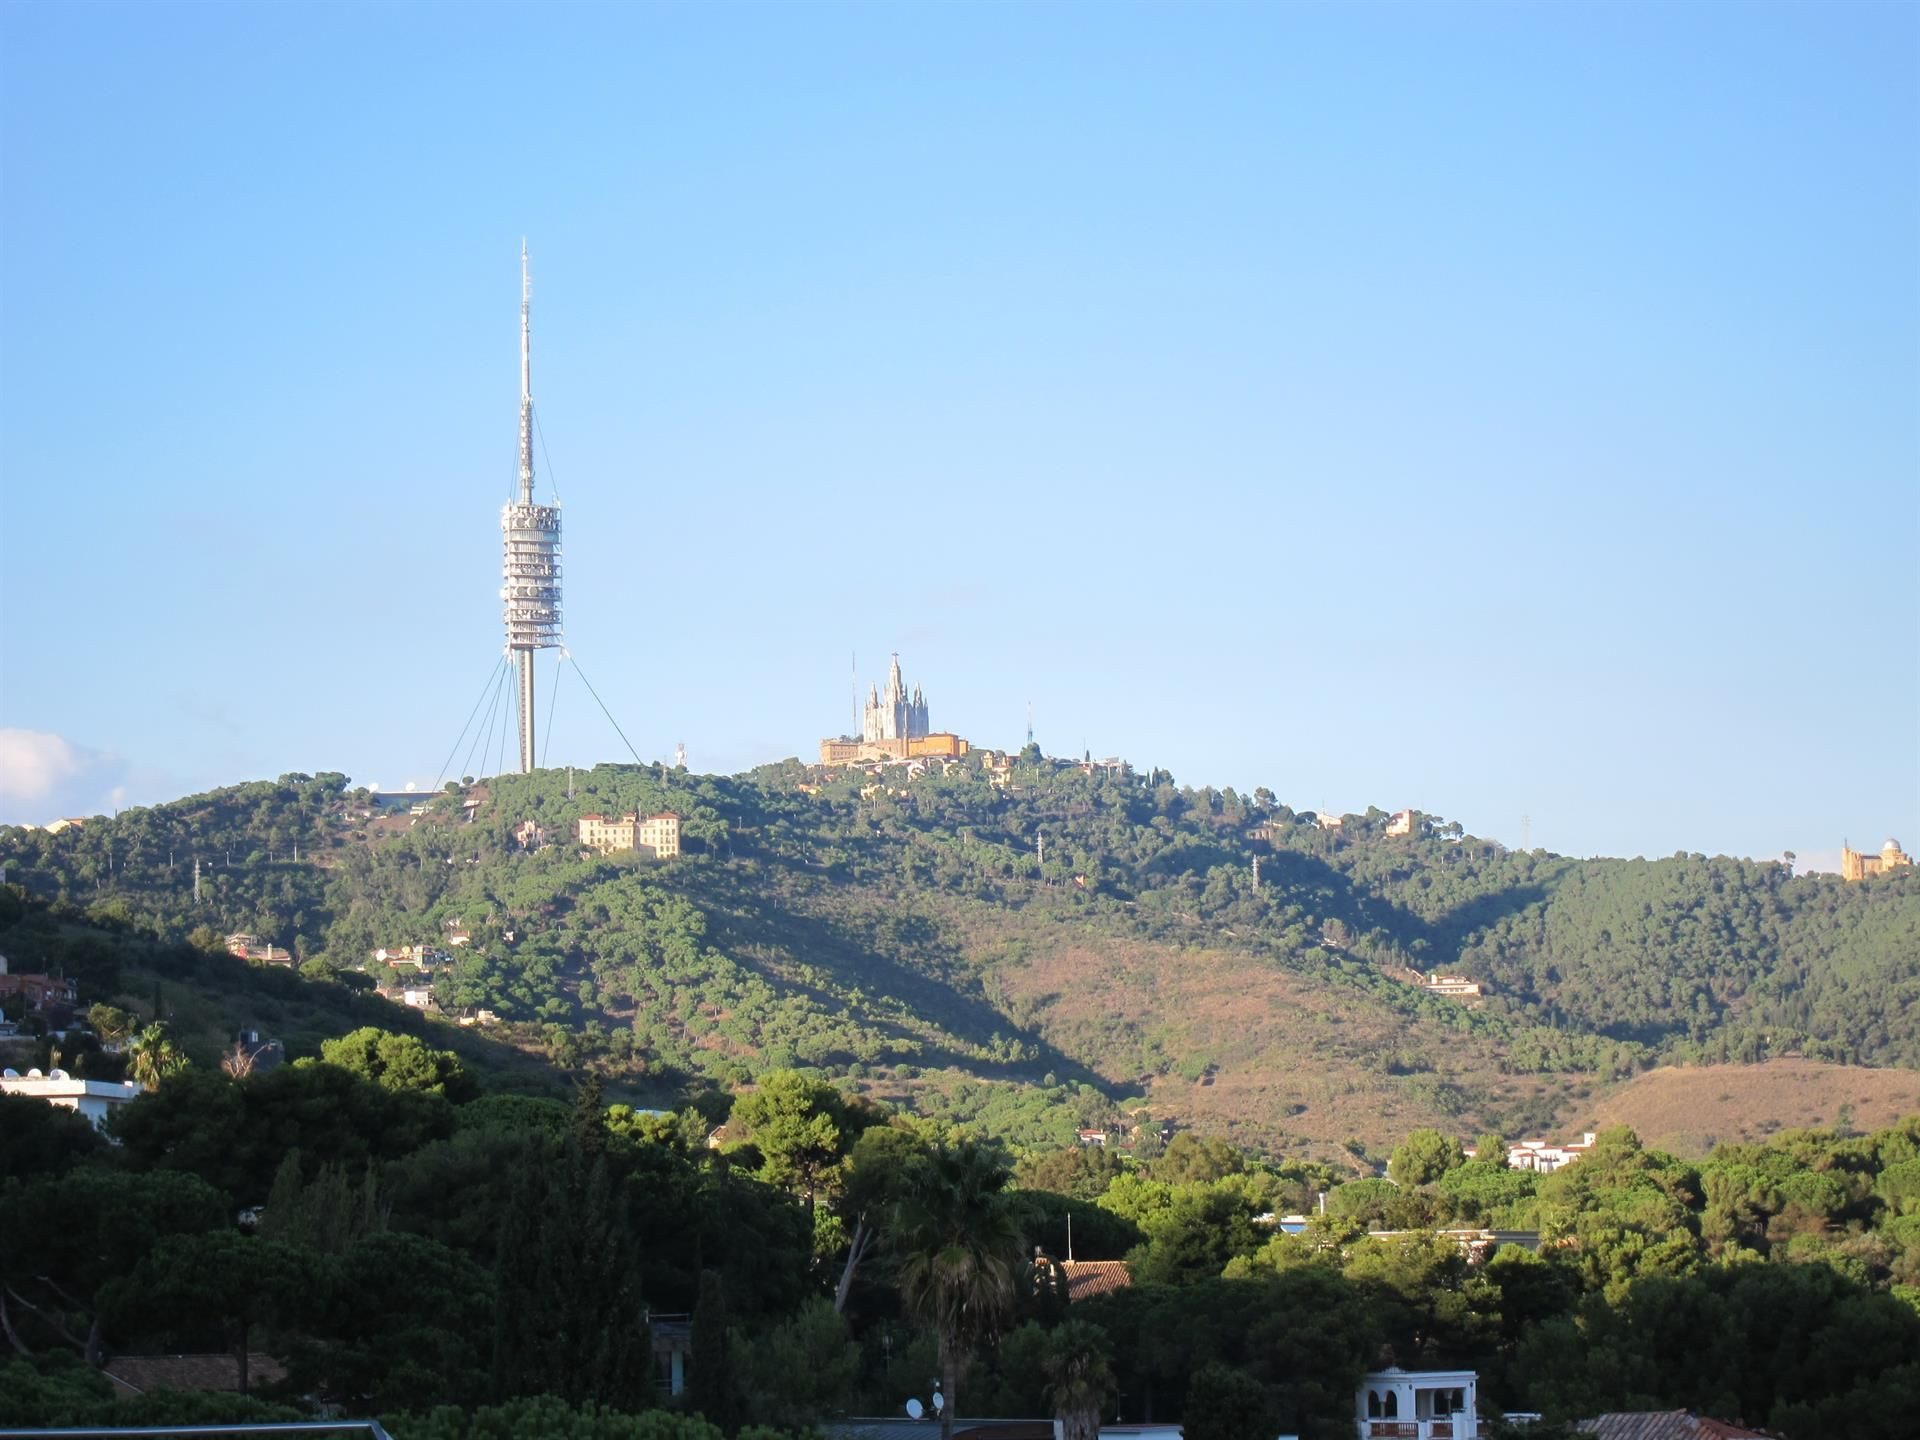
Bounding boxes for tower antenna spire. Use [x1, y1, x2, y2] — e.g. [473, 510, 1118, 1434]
[518, 239, 534, 505]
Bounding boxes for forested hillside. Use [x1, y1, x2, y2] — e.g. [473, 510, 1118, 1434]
[4, 756, 1914, 1154]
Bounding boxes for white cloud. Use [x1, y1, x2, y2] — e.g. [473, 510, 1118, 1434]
[0, 729, 85, 805]
[0, 728, 126, 825]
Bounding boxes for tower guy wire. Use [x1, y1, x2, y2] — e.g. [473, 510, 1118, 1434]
[434, 655, 508, 792]
[469, 659, 510, 783]
[494, 667, 513, 780]
[568, 654, 646, 768]
[540, 651, 566, 769]
[533, 405, 565, 507]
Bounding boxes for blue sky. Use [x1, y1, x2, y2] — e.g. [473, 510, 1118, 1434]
[1, 0, 1914, 866]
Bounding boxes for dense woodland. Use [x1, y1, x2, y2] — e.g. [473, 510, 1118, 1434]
[3, 999, 1918, 1439]
[2, 759, 1915, 1149]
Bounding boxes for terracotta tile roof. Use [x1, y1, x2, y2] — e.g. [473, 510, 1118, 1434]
[102, 1352, 288, 1397]
[1060, 1259, 1132, 1302]
[1577, 1412, 1771, 1440]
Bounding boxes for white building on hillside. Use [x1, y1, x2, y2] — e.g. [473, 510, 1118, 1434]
[1506, 1132, 1597, 1174]
[1357, 1367, 1479, 1438]
[1, 1069, 141, 1131]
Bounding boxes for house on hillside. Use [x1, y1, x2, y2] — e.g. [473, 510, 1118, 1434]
[1357, 1367, 1479, 1438]
[377, 982, 436, 1010]
[0, 965, 77, 1012]
[1058, 1259, 1132, 1303]
[1386, 809, 1415, 837]
[1, 1069, 141, 1131]
[373, 943, 451, 969]
[576, 811, 682, 858]
[1502, 1132, 1597, 1174]
[225, 933, 294, 966]
[1576, 1412, 1769, 1440]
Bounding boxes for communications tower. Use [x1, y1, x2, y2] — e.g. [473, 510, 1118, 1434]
[500, 243, 562, 773]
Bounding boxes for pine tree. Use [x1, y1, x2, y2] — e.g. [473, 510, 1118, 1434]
[688, 1268, 738, 1430]
[491, 1143, 652, 1409]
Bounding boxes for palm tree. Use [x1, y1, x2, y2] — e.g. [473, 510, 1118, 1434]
[1045, 1320, 1117, 1440]
[128, 1022, 186, 1091]
[890, 1140, 1025, 1440]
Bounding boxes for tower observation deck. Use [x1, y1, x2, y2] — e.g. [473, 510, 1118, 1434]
[500, 243, 562, 773]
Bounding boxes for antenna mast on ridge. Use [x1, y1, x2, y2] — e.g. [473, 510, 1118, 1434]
[519, 242, 534, 506]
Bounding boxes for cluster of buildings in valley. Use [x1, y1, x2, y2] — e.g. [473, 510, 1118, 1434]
[360, 919, 489, 1012]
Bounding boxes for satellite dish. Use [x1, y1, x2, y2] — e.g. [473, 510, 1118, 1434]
[932, 1391, 945, 1416]
[906, 1400, 924, 1420]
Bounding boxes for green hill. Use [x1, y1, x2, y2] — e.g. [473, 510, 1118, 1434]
[4, 757, 1914, 1156]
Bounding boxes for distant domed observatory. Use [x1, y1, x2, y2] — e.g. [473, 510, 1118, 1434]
[1840, 838, 1913, 882]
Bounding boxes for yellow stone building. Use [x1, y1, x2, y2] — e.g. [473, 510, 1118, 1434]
[1841, 838, 1912, 882]
[576, 811, 682, 858]
[818, 732, 971, 766]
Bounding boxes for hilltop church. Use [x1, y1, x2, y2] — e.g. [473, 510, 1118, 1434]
[862, 653, 930, 743]
[820, 654, 971, 765]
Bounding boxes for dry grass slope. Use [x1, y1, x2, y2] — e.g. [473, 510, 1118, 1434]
[1583, 1059, 1920, 1156]
[947, 902, 1559, 1153]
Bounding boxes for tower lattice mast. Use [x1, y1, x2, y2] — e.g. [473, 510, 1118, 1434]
[500, 242, 562, 773]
